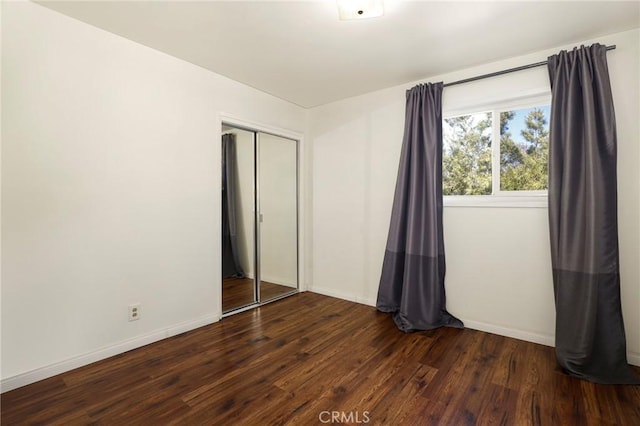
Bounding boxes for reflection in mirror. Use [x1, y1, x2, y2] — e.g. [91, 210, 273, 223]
[222, 127, 256, 313]
[221, 124, 299, 315]
[258, 133, 298, 302]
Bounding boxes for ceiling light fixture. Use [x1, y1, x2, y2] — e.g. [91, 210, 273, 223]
[337, 0, 384, 20]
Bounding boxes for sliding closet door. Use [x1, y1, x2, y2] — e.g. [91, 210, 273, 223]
[222, 126, 257, 313]
[221, 124, 298, 315]
[257, 133, 298, 302]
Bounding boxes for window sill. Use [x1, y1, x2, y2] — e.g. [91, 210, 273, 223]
[444, 194, 548, 208]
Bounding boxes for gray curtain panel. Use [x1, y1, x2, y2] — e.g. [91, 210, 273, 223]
[377, 83, 463, 332]
[547, 44, 639, 384]
[221, 134, 245, 279]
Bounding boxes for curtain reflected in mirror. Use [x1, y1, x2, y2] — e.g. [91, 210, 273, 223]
[222, 128, 256, 312]
[222, 126, 298, 314]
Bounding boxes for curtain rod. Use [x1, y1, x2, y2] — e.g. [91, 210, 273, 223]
[443, 45, 616, 88]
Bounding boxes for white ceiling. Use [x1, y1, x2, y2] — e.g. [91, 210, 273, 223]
[38, 1, 640, 108]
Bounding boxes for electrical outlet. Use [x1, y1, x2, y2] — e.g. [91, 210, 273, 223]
[128, 303, 141, 321]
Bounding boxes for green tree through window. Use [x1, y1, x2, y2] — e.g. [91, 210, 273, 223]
[443, 112, 492, 195]
[443, 105, 549, 195]
[500, 108, 549, 191]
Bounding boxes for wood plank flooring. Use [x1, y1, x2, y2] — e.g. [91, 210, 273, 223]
[2, 292, 639, 425]
[222, 277, 296, 313]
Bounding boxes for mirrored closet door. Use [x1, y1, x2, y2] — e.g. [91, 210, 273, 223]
[221, 124, 298, 314]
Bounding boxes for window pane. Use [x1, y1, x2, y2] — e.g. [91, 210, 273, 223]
[443, 112, 492, 195]
[500, 106, 549, 191]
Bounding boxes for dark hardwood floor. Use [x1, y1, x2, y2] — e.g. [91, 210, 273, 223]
[2, 292, 639, 425]
[222, 277, 295, 313]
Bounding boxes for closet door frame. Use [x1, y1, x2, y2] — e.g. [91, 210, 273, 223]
[218, 113, 305, 318]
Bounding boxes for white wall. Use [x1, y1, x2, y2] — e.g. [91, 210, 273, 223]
[309, 29, 640, 365]
[1, 1, 306, 390]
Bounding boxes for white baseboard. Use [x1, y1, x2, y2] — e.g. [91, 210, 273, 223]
[312, 287, 559, 348]
[227, 274, 297, 290]
[0, 313, 221, 393]
[308, 286, 376, 307]
[461, 319, 555, 347]
[462, 321, 640, 367]
[261, 275, 297, 289]
[309, 287, 558, 348]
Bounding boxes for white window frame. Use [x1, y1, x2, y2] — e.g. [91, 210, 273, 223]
[443, 91, 551, 208]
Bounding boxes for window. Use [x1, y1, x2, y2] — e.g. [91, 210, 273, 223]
[443, 112, 493, 196]
[442, 99, 550, 206]
[499, 106, 550, 192]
